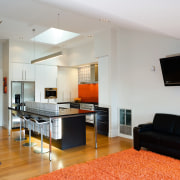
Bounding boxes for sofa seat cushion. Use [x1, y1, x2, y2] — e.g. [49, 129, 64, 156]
[140, 131, 180, 150]
[157, 133, 180, 149]
[153, 113, 178, 134]
[140, 131, 160, 144]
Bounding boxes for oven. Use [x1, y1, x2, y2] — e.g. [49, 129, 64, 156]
[45, 88, 57, 99]
[80, 103, 94, 124]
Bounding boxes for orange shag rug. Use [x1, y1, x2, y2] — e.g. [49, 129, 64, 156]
[29, 148, 180, 180]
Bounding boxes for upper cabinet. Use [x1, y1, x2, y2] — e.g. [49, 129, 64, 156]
[35, 65, 57, 87]
[35, 64, 57, 102]
[57, 67, 78, 102]
[98, 56, 110, 107]
[11, 62, 35, 81]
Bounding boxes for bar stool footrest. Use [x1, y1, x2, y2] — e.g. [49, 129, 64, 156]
[33, 147, 49, 154]
[14, 137, 27, 141]
[23, 142, 36, 147]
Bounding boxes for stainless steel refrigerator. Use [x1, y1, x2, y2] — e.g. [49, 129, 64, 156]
[11, 81, 35, 129]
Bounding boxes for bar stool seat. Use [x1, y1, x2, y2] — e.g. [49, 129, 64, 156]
[22, 116, 36, 147]
[30, 117, 49, 154]
[14, 114, 27, 141]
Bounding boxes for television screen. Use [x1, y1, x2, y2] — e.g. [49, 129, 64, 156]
[160, 56, 180, 86]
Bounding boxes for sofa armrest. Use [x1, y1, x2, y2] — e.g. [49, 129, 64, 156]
[133, 127, 141, 151]
[133, 123, 153, 151]
[138, 123, 153, 132]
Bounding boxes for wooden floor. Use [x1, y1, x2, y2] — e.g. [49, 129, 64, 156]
[0, 126, 133, 180]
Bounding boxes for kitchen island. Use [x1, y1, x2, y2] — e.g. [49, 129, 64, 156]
[8, 106, 97, 161]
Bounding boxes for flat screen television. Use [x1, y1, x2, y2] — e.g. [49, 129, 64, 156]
[160, 56, 180, 86]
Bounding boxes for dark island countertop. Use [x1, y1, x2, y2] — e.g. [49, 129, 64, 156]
[57, 102, 98, 105]
[8, 106, 96, 118]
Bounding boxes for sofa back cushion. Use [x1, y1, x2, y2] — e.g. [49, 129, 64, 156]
[153, 113, 177, 134]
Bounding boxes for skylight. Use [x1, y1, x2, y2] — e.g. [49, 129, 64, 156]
[31, 28, 80, 45]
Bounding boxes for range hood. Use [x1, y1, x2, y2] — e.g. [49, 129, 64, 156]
[79, 64, 98, 84]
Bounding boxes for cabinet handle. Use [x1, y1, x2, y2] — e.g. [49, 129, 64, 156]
[25, 70, 26, 80]
[22, 71, 23, 80]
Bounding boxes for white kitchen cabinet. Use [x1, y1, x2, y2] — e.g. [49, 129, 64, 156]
[24, 64, 35, 81]
[11, 62, 35, 81]
[35, 64, 57, 102]
[98, 56, 110, 106]
[57, 67, 78, 102]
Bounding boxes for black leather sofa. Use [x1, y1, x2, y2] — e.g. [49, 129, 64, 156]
[133, 113, 180, 158]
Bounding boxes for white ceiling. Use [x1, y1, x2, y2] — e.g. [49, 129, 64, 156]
[0, 0, 180, 48]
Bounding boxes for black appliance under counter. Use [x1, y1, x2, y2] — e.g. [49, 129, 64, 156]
[69, 103, 109, 136]
[95, 106, 109, 136]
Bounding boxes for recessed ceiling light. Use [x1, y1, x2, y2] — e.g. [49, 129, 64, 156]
[19, 36, 24, 40]
[88, 34, 93, 38]
[99, 18, 111, 23]
[31, 28, 80, 45]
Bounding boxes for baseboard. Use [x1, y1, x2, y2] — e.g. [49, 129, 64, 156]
[119, 133, 133, 139]
[109, 128, 118, 137]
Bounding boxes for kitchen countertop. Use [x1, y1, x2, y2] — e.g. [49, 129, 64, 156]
[57, 102, 98, 105]
[8, 106, 96, 118]
[57, 102, 72, 104]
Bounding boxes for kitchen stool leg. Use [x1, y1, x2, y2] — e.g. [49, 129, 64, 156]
[14, 117, 26, 141]
[23, 121, 36, 147]
[41, 125, 43, 153]
[29, 126, 31, 145]
[94, 113, 97, 149]
[34, 124, 48, 154]
[49, 118, 52, 161]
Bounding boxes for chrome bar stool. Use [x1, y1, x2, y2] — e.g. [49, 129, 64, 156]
[23, 116, 36, 147]
[14, 115, 27, 141]
[30, 117, 49, 154]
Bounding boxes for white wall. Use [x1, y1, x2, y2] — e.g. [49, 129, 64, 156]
[0, 42, 3, 126]
[65, 41, 95, 66]
[2, 40, 10, 128]
[115, 29, 180, 138]
[91, 28, 180, 138]
[57, 67, 78, 102]
[9, 40, 59, 63]
[94, 29, 119, 137]
[94, 29, 111, 58]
